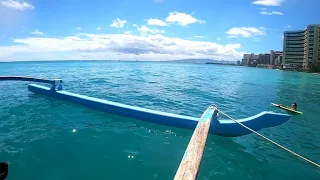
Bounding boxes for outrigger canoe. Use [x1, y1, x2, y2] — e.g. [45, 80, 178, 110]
[0, 76, 291, 137]
[271, 103, 302, 114]
[27, 83, 291, 137]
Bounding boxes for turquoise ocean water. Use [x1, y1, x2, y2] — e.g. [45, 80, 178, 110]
[0, 61, 319, 179]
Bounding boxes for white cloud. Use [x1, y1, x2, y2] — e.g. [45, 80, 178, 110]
[225, 44, 242, 49]
[252, 0, 284, 6]
[97, 27, 102, 31]
[147, 18, 167, 26]
[281, 35, 284, 40]
[124, 31, 133, 35]
[76, 27, 82, 30]
[285, 25, 291, 28]
[226, 27, 266, 38]
[30, 29, 44, 35]
[165, 12, 205, 26]
[259, 27, 267, 31]
[259, 11, 283, 15]
[110, 18, 127, 28]
[135, 25, 165, 36]
[194, 36, 204, 38]
[0, 0, 34, 10]
[217, 37, 222, 40]
[0, 33, 245, 61]
[145, 12, 205, 27]
[227, 35, 238, 38]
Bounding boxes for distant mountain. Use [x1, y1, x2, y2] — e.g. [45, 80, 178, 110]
[167, 59, 237, 64]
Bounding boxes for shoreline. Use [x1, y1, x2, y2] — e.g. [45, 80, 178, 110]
[240, 65, 320, 74]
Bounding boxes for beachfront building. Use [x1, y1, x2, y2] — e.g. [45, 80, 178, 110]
[283, 24, 320, 69]
[275, 55, 283, 66]
[242, 53, 259, 66]
[270, 50, 283, 65]
[258, 53, 271, 64]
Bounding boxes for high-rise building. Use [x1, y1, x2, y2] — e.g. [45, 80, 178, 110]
[258, 53, 270, 64]
[242, 53, 259, 65]
[283, 24, 320, 69]
[275, 55, 283, 66]
[270, 50, 283, 65]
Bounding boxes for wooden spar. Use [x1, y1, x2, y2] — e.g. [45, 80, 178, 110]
[174, 105, 218, 180]
[0, 76, 55, 84]
[0, 76, 63, 90]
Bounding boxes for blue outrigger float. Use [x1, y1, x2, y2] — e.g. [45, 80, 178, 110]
[0, 76, 291, 137]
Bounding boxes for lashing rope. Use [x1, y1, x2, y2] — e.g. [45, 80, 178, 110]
[216, 108, 320, 169]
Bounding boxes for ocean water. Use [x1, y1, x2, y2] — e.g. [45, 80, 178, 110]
[0, 61, 319, 180]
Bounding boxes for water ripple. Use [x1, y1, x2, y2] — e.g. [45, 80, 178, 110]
[1, 62, 320, 179]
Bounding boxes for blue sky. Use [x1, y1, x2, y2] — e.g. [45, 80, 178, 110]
[0, 0, 319, 61]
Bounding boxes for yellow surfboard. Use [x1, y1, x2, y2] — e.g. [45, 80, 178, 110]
[271, 103, 302, 114]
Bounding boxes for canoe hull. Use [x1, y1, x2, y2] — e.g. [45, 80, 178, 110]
[28, 84, 291, 137]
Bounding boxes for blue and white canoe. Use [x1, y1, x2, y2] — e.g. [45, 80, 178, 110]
[27, 83, 291, 137]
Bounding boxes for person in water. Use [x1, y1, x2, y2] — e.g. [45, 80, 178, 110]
[279, 102, 297, 110]
[291, 102, 297, 110]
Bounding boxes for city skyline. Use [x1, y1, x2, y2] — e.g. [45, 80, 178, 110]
[242, 24, 320, 71]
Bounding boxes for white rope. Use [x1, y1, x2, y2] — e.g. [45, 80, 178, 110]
[216, 109, 320, 169]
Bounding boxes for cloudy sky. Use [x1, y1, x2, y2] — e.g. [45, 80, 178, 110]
[0, 0, 319, 61]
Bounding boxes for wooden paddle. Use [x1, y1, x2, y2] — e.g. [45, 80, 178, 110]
[174, 105, 218, 180]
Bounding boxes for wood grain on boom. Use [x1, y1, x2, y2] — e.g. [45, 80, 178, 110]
[174, 106, 217, 180]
